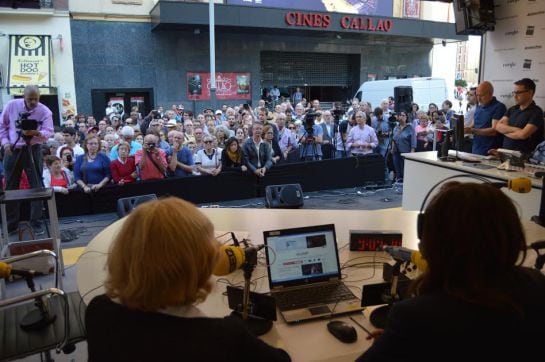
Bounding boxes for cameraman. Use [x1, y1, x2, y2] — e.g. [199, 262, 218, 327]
[0, 85, 54, 234]
[298, 110, 323, 161]
[135, 134, 167, 181]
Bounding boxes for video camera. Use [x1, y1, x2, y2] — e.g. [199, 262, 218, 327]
[303, 109, 319, 138]
[17, 112, 39, 131]
[332, 109, 345, 123]
[387, 113, 398, 130]
[332, 102, 345, 123]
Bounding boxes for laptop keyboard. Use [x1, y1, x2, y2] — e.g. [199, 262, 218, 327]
[274, 283, 356, 311]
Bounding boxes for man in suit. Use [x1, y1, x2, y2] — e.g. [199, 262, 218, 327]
[242, 122, 272, 177]
[320, 110, 335, 159]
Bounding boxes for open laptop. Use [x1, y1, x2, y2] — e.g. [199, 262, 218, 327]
[263, 224, 364, 323]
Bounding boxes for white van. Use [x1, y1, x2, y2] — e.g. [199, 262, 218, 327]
[354, 77, 448, 112]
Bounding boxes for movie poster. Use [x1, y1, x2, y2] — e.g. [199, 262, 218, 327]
[187, 72, 251, 100]
[403, 0, 420, 19]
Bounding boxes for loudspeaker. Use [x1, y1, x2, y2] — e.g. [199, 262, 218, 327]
[453, 0, 495, 35]
[394, 86, 413, 114]
[265, 184, 304, 209]
[116, 194, 158, 219]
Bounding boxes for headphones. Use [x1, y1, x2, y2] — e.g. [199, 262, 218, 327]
[416, 174, 492, 240]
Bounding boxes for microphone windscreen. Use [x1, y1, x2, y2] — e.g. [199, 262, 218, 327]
[213, 245, 245, 276]
[410, 251, 428, 272]
[508, 177, 532, 193]
[0, 262, 12, 278]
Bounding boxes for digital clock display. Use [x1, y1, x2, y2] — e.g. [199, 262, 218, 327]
[349, 231, 402, 251]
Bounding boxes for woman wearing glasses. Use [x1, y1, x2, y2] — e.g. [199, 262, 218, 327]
[391, 112, 416, 183]
[195, 135, 222, 176]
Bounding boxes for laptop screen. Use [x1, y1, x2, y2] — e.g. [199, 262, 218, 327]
[263, 224, 341, 289]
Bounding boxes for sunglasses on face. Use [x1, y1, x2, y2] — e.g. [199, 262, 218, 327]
[204, 140, 213, 144]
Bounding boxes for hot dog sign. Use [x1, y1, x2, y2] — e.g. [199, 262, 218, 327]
[8, 35, 52, 89]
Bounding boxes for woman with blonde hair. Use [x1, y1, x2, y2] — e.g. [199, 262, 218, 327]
[86, 197, 290, 361]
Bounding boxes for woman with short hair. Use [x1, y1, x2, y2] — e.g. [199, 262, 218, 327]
[85, 197, 290, 362]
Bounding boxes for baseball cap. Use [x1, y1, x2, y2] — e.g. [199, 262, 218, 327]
[215, 110, 222, 115]
[88, 126, 99, 133]
[166, 119, 177, 127]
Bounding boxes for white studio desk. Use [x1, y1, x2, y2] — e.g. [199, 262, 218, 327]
[76, 208, 545, 362]
[402, 151, 543, 222]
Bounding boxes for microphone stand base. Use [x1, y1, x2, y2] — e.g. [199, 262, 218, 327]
[369, 304, 391, 329]
[230, 311, 273, 336]
[20, 308, 56, 331]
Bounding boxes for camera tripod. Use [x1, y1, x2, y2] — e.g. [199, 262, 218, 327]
[4, 131, 47, 233]
[299, 129, 320, 161]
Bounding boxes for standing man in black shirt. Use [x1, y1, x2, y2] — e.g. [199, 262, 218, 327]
[496, 78, 544, 154]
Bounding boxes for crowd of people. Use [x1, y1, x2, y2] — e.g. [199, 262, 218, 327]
[1, 78, 543, 202]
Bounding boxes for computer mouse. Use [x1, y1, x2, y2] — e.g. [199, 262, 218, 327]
[327, 320, 358, 343]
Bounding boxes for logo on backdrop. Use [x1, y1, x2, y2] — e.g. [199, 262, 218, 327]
[523, 59, 533, 70]
[503, 62, 516, 68]
[494, 47, 516, 52]
[496, 15, 518, 21]
[524, 45, 542, 49]
[525, 25, 535, 36]
[491, 79, 514, 83]
[505, 29, 519, 36]
[527, 10, 545, 16]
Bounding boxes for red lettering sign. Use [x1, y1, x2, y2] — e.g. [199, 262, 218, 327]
[286, 12, 393, 33]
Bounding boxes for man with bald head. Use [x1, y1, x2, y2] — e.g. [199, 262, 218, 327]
[0, 85, 54, 234]
[464, 81, 506, 155]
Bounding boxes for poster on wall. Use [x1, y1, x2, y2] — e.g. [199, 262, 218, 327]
[7, 35, 52, 92]
[187, 72, 251, 100]
[109, 97, 125, 118]
[483, 0, 545, 110]
[226, 0, 393, 17]
[403, 0, 420, 19]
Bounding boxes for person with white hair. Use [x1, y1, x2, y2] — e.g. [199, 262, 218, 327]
[109, 125, 142, 160]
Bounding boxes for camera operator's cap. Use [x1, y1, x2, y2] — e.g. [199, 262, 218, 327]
[166, 119, 177, 128]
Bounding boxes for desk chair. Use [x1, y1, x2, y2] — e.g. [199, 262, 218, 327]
[0, 250, 86, 361]
[0, 288, 87, 361]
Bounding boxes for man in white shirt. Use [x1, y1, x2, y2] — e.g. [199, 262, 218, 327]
[56, 127, 84, 157]
[346, 111, 378, 155]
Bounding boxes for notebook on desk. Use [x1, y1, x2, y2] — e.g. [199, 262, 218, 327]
[263, 224, 364, 323]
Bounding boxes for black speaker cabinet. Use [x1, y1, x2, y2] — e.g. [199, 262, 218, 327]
[394, 86, 413, 114]
[116, 194, 157, 219]
[265, 184, 304, 209]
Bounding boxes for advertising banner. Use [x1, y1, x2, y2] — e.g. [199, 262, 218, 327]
[7, 35, 52, 91]
[226, 0, 393, 17]
[403, 0, 420, 19]
[187, 72, 251, 100]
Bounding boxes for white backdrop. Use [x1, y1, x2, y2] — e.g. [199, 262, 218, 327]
[482, 0, 545, 110]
